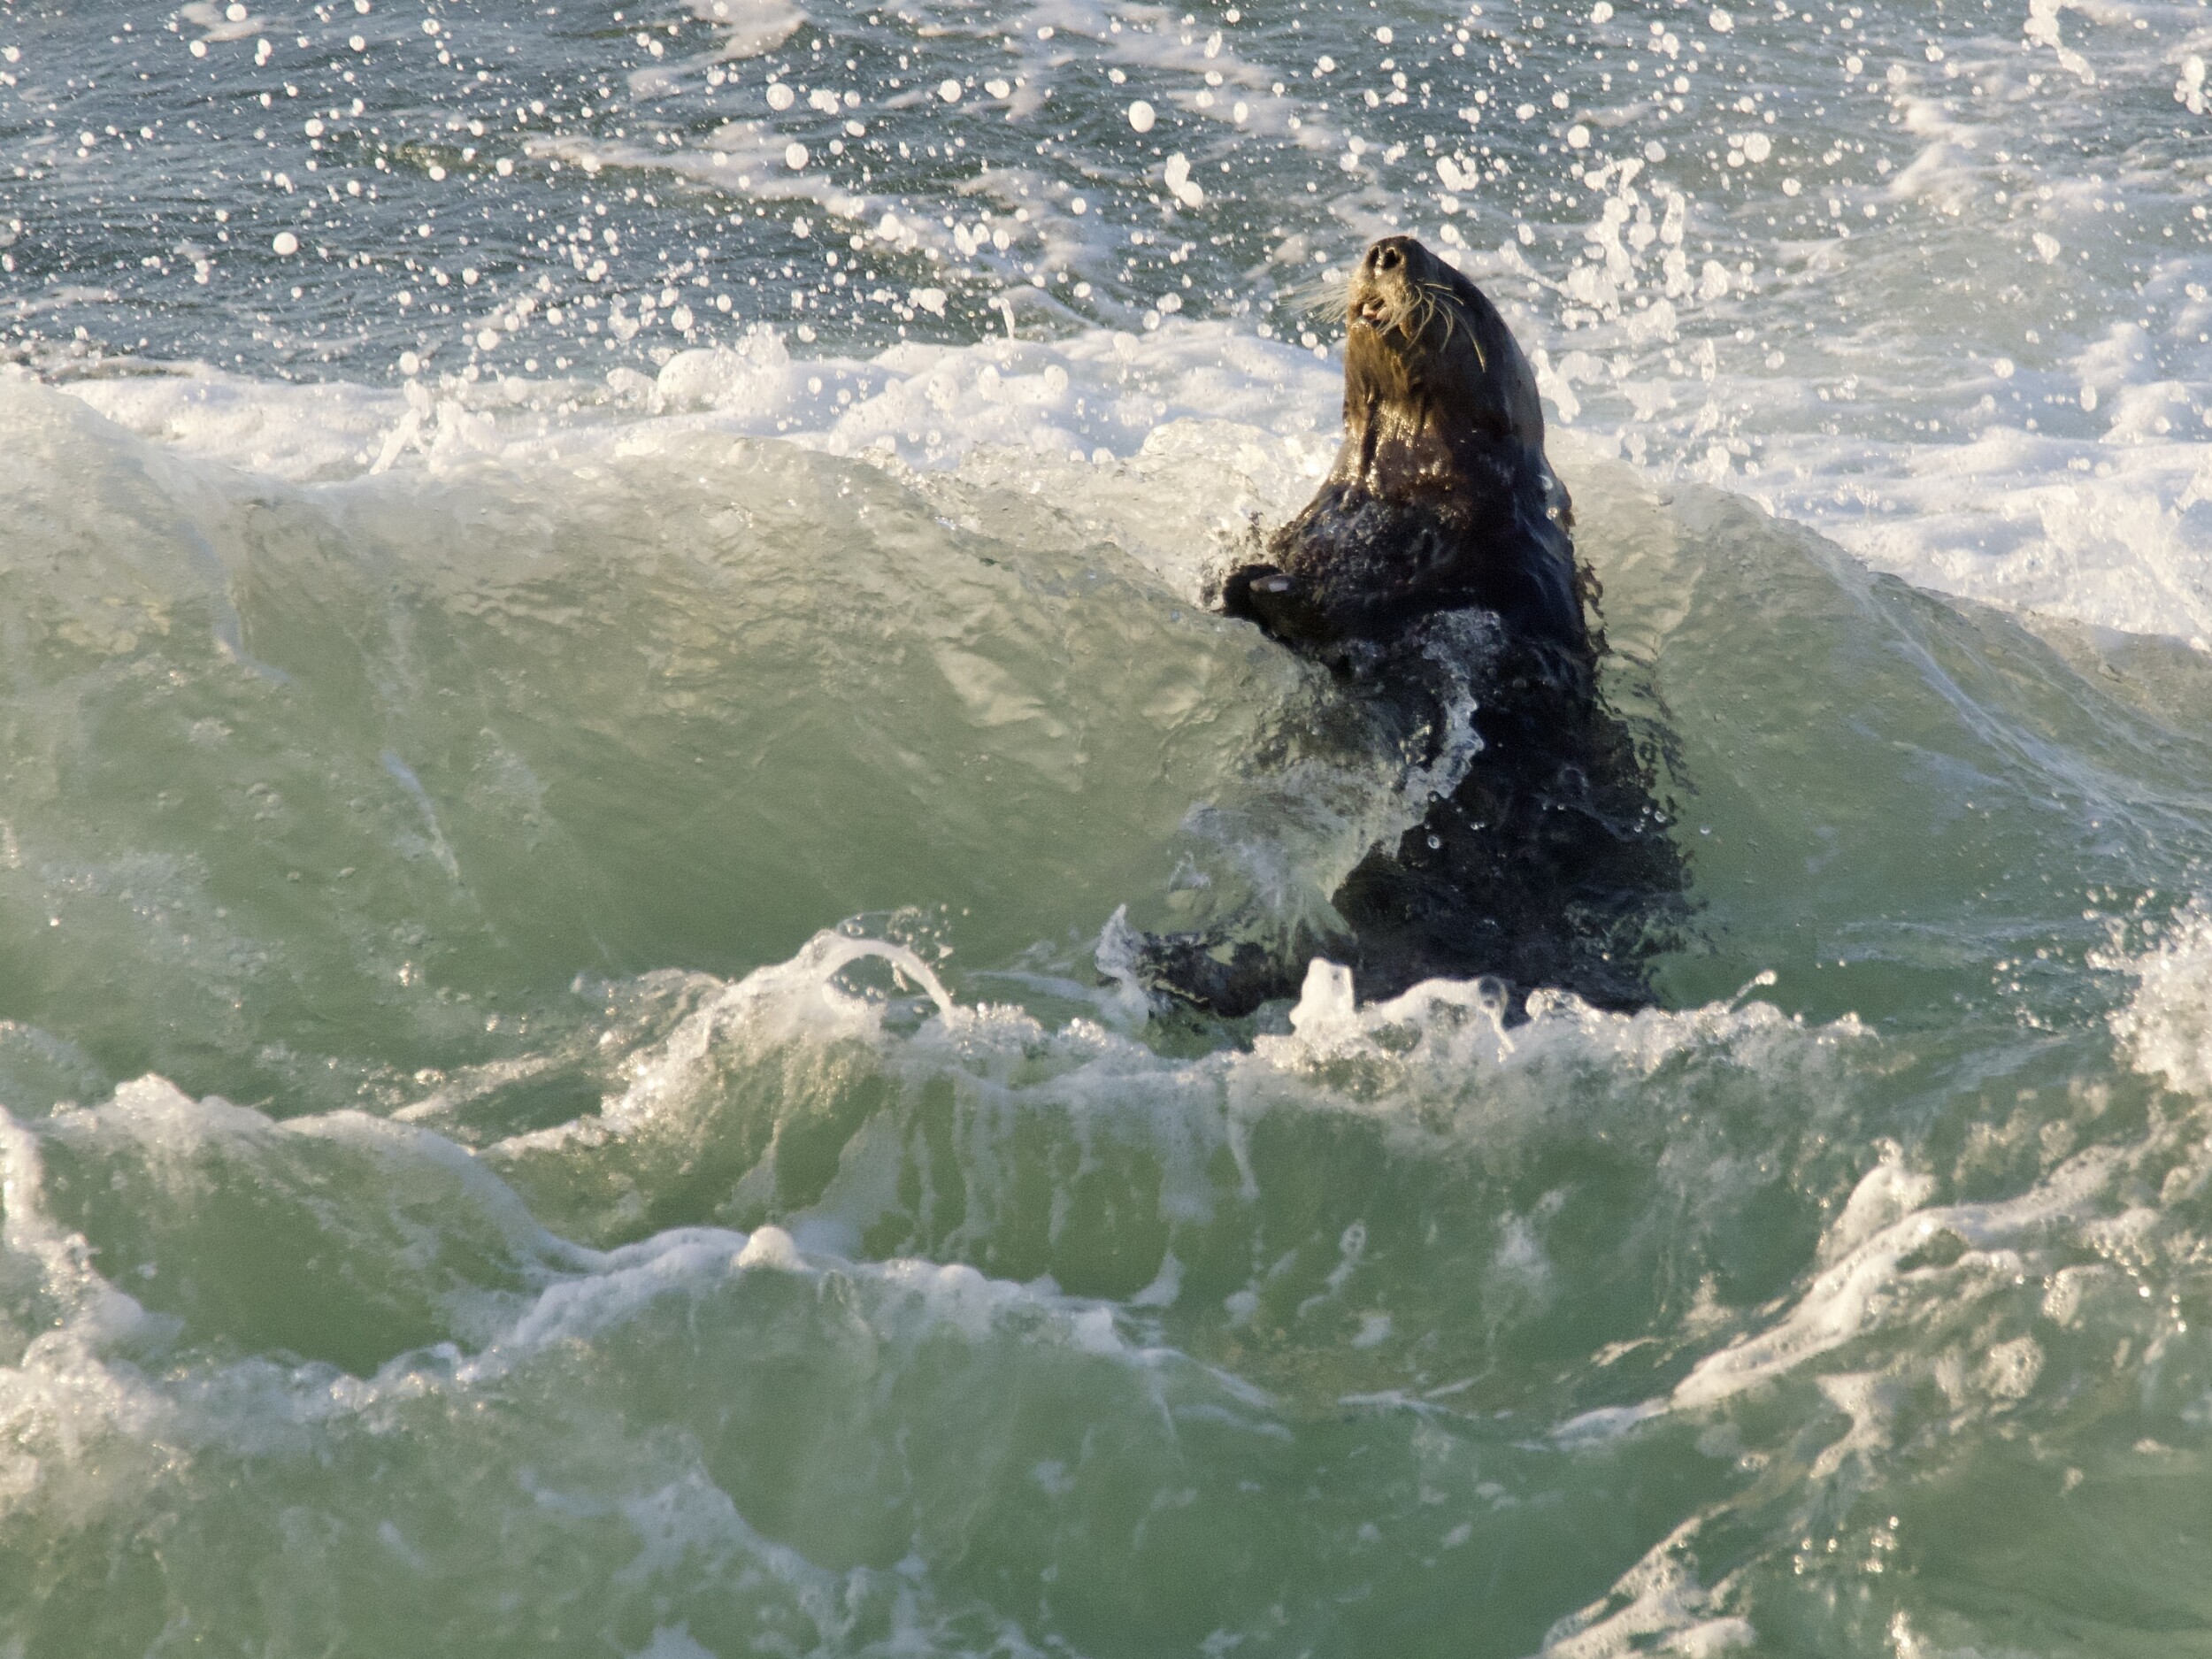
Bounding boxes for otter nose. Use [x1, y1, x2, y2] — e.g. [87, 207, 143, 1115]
[1371, 242, 1403, 273]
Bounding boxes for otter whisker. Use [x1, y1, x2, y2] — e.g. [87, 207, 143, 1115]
[1447, 302, 1486, 370]
[1409, 288, 1438, 349]
[1417, 280, 1478, 364]
[1278, 266, 1355, 334]
[1428, 289, 1459, 354]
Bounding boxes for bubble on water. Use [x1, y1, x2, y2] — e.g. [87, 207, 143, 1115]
[1591, 0, 1614, 19]
[303, 118, 324, 137]
[1709, 7, 1733, 29]
[398, 350, 420, 376]
[271, 231, 299, 256]
[766, 81, 795, 111]
[1567, 124, 1590, 149]
[784, 142, 809, 171]
[1127, 100, 1156, 134]
[938, 79, 962, 103]
[1743, 132, 1770, 161]
[1164, 153, 1204, 209]
[1375, 26, 1394, 42]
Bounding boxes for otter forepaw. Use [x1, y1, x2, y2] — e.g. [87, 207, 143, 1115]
[1217, 563, 1283, 621]
[1097, 910, 1303, 1020]
[1221, 565, 1335, 648]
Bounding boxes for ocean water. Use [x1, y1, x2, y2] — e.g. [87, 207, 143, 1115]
[5, 0, 2212, 1653]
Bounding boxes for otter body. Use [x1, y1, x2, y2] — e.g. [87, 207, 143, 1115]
[1141, 236, 1684, 1017]
[1225, 236, 1581, 658]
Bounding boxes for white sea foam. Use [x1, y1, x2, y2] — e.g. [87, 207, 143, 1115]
[2105, 902, 2212, 1096]
[1743, 421, 2212, 649]
[1661, 1143, 2118, 1415]
[1536, 1518, 1753, 1659]
[0, 1070, 1249, 1655]
[0, 1070, 1193, 1463]
[0, 926, 1883, 1456]
[627, 0, 809, 98]
[35, 268, 2212, 654]
[476, 912, 1882, 1305]
[1524, 909, 2212, 1654]
[1544, 904, 2212, 1457]
[38, 326, 1339, 605]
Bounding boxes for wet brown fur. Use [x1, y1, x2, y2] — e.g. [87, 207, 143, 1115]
[1224, 236, 1586, 658]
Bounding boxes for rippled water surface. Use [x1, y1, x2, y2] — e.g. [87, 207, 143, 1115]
[5, 1, 2212, 1655]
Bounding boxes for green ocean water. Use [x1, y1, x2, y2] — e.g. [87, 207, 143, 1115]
[11, 0, 2212, 1648]
[7, 363, 2212, 1655]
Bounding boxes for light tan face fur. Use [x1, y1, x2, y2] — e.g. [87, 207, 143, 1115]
[1333, 234, 1547, 454]
[1345, 238, 1483, 369]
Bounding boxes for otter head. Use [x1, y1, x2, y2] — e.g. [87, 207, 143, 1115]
[1341, 235, 1548, 457]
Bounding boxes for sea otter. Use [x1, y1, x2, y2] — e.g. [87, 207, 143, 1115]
[1132, 234, 1686, 1018]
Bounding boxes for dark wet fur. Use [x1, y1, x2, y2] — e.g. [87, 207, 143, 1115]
[1137, 236, 1687, 1018]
